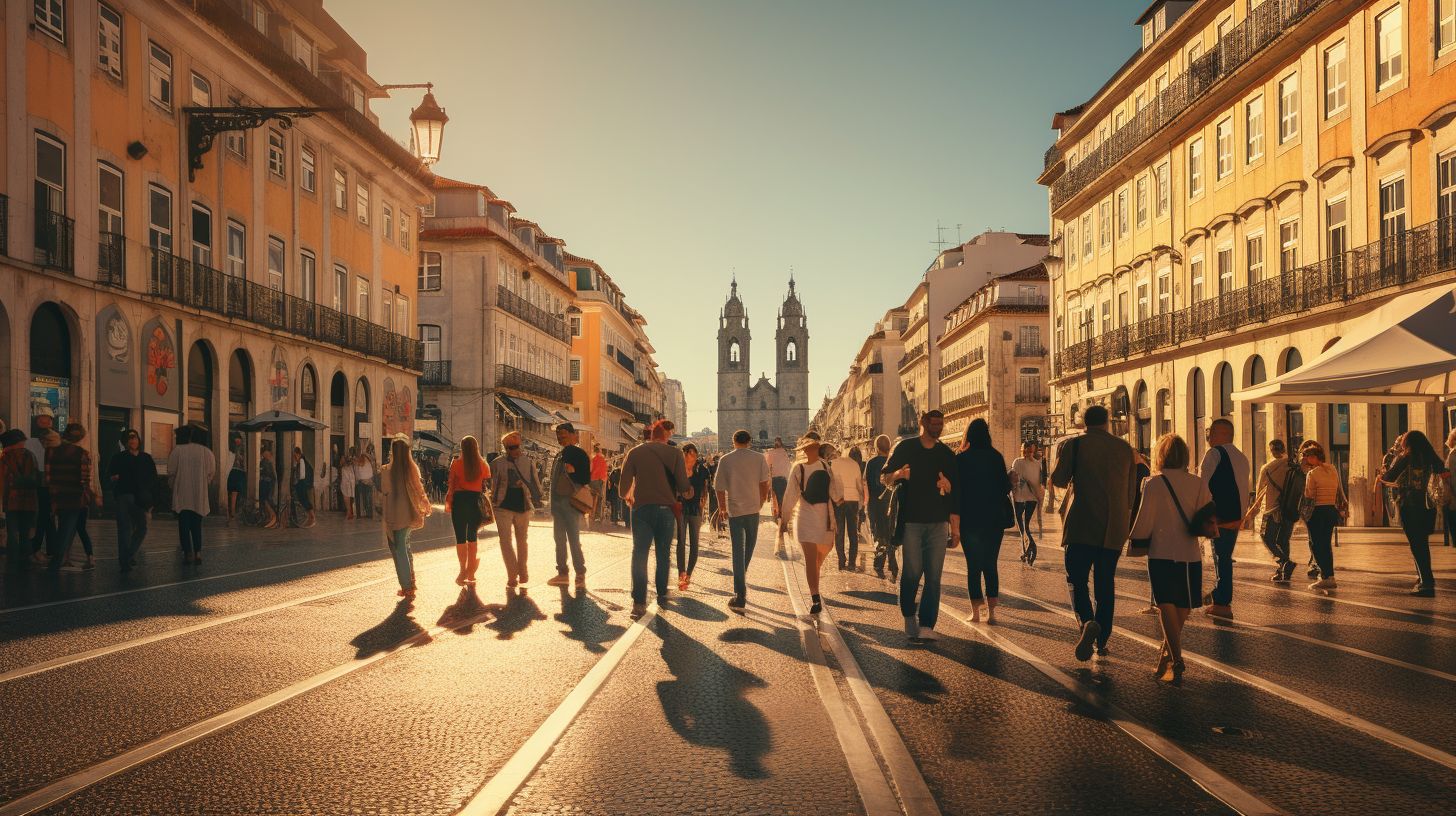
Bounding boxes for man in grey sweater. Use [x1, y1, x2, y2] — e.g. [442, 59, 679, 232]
[620, 420, 690, 619]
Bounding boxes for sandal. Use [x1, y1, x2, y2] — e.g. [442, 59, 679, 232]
[1154, 644, 1172, 679]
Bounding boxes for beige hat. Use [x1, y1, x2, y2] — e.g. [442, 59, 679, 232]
[794, 436, 821, 452]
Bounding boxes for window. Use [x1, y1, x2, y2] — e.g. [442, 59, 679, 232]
[1324, 41, 1348, 117]
[1217, 246, 1234, 295]
[292, 30, 315, 73]
[98, 163, 124, 237]
[421, 325, 442, 361]
[147, 185, 172, 252]
[1215, 118, 1233, 179]
[1117, 190, 1129, 238]
[1081, 213, 1093, 259]
[266, 129, 285, 178]
[1157, 268, 1171, 313]
[1246, 234, 1265, 283]
[1279, 219, 1299, 274]
[225, 114, 247, 160]
[333, 167, 347, 210]
[35, 0, 64, 42]
[356, 276, 370, 319]
[187, 75, 210, 109]
[569, 357, 582, 384]
[1136, 92, 1146, 112]
[1114, 111, 1125, 131]
[1375, 6, 1403, 90]
[381, 290, 393, 331]
[300, 250, 316, 302]
[225, 220, 246, 277]
[148, 43, 174, 111]
[1245, 96, 1264, 163]
[332, 264, 347, 311]
[356, 180, 370, 225]
[345, 80, 366, 114]
[1118, 291, 1128, 327]
[1136, 281, 1150, 321]
[1441, 0, 1456, 56]
[1277, 73, 1298, 143]
[395, 296, 409, 334]
[245, 0, 267, 33]
[1440, 152, 1456, 243]
[383, 203, 393, 241]
[1135, 176, 1148, 228]
[1100, 300, 1111, 334]
[1190, 256, 1205, 303]
[300, 146, 316, 192]
[98, 4, 122, 79]
[267, 237, 285, 291]
[1098, 200, 1110, 248]
[1326, 198, 1348, 261]
[1379, 176, 1407, 239]
[35, 133, 65, 215]
[400, 214, 411, 250]
[418, 251, 442, 291]
[1155, 72, 1168, 95]
[1155, 161, 1169, 216]
[1066, 223, 1077, 268]
[1188, 138, 1204, 197]
[570, 316, 582, 337]
[190, 204, 212, 267]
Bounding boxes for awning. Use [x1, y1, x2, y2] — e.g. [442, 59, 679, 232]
[496, 395, 525, 419]
[415, 429, 453, 448]
[414, 437, 450, 455]
[1078, 385, 1119, 403]
[621, 420, 644, 440]
[504, 395, 558, 424]
[1235, 284, 1456, 404]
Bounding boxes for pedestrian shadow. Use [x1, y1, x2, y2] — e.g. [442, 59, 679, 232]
[555, 586, 627, 654]
[486, 587, 548, 640]
[436, 586, 505, 634]
[350, 599, 427, 659]
[842, 589, 898, 605]
[830, 620, 949, 705]
[653, 617, 772, 779]
[668, 595, 730, 622]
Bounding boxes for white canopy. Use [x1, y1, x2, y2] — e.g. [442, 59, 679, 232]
[1233, 283, 1456, 404]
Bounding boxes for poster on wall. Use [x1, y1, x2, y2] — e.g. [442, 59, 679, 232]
[95, 305, 136, 407]
[140, 318, 179, 411]
[381, 380, 413, 437]
[145, 408, 178, 474]
[30, 375, 70, 433]
[268, 347, 289, 410]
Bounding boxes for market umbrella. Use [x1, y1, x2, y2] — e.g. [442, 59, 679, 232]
[232, 409, 328, 433]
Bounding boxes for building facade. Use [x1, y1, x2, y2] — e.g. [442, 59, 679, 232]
[814, 307, 910, 452]
[1039, 0, 1456, 526]
[569, 253, 662, 455]
[716, 278, 810, 447]
[3, 0, 428, 508]
[662, 377, 687, 433]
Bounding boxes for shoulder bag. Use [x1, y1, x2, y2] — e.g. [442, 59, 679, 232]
[1057, 437, 1080, 521]
[1163, 474, 1220, 540]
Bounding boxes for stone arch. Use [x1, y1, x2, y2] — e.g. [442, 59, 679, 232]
[1213, 362, 1234, 418]
[187, 338, 219, 449]
[1189, 367, 1207, 458]
[1279, 347, 1303, 374]
[29, 301, 77, 432]
[228, 347, 254, 453]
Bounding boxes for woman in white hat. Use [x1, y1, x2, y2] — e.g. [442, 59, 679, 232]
[779, 435, 837, 615]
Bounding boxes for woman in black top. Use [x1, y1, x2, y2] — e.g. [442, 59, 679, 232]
[677, 443, 711, 590]
[1379, 430, 1448, 597]
[954, 419, 1013, 623]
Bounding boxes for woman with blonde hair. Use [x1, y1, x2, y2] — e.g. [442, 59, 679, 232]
[379, 436, 432, 599]
[446, 435, 491, 585]
[1128, 433, 1211, 682]
[1300, 439, 1344, 591]
[780, 436, 837, 616]
[491, 431, 543, 587]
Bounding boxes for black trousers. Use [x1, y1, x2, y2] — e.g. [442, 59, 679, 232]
[834, 501, 860, 566]
[964, 525, 1005, 600]
[1400, 504, 1436, 588]
[1064, 542, 1121, 647]
[177, 510, 203, 555]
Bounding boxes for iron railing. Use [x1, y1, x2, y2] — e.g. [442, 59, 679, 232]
[1053, 215, 1456, 380]
[497, 363, 572, 404]
[420, 360, 451, 387]
[35, 208, 75, 272]
[939, 347, 985, 378]
[1014, 344, 1047, 357]
[614, 348, 636, 374]
[1015, 392, 1050, 404]
[1049, 0, 1325, 209]
[943, 392, 987, 415]
[98, 231, 126, 286]
[606, 390, 636, 415]
[899, 342, 927, 370]
[148, 248, 422, 371]
[497, 285, 570, 343]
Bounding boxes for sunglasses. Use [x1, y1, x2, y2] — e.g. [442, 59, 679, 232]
[506, 444, 521, 450]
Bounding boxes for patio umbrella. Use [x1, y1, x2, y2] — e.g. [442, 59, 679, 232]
[233, 409, 328, 433]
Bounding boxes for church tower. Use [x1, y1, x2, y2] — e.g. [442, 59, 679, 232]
[775, 276, 810, 440]
[717, 277, 750, 446]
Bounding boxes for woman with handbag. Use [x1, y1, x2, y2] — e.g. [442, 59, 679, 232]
[954, 419, 1014, 624]
[780, 436, 837, 616]
[446, 436, 491, 586]
[492, 432, 544, 588]
[1378, 430, 1448, 597]
[1300, 440, 1343, 591]
[1128, 433, 1212, 683]
[379, 436, 432, 600]
[676, 443, 710, 591]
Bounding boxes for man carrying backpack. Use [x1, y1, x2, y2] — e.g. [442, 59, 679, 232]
[1199, 419, 1251, 618]
[1244, 439, 1304, 583]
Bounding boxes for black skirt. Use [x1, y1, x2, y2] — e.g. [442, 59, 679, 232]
[1148, 558, 1202, 609]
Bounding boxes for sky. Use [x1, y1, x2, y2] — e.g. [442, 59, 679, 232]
[330, 0, 1151, 433]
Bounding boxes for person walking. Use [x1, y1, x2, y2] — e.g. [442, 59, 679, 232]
[620, 420, 690, 619]
[1445, 430, 1456, 549]
[1198, 418, 1251, 618]
[1379, 430, 1447, 597]
[341, 446, 358, 519]
[1, 429, 40, 574]
[1129, 434, 1211, 683]
[108, 429, 157, 574]
[1300, 440, 1344, 590]
[354, 447, 376, 520]
[446, 435, 491, 585]
[830, 445, 867, 572]
[864, 435, 898, 580]
[1009, 441, 1044, 565]
[47, 424, 95, 573]
[224, 436, 246, 525]
[881, 410, 960, 641]
[765, 437, 791, 518]
[955, 419, 1014, 624]
[675, 443, 710, 590]
[589, 443, 609, 525]
[259, 445, 279, 528]
[1051, 405, 1138, 661]
[606, 462, 622, 525]
[491, 432, 542, 587]
[168, 425, 215, 564]
[380, 436, 432, 600]
[546, 423, 592, 588]
[714, 430, 771, 613]
[781, 436, 837, 616]
[24, 410, 57, 565]
[1244, 439, 1303, 583]
[292, 447, 316, 527]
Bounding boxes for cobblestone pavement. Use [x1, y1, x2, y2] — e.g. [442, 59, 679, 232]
[2, 508, 1454, 814]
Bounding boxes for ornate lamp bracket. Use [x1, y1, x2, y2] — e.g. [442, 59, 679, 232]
[185, 106, 336, 180]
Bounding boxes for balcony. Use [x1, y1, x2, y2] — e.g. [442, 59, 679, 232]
[35, 208, 74, 272]
[1052, 215, 1456, 380]
[420, 360, 452, 387]
[1014, 344, 1047, 358]
[939, 347, 985, 378]
[614, 347, 636, 375]
[942, 392, 986, 415]
[1015, 392, 1050, 404]
[605, 390, 636, 416]
[865, 362, 883, 374]
[98, 232, 126, 287]
[898, 342, 927, 371]
[1049, 0, 1324, 210]
[497, 285, 570, 343]
[147, 248, 422, 371]
[496, 363, 572, 404]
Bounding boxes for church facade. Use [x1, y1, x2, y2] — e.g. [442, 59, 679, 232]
[717, 278, 810, 448]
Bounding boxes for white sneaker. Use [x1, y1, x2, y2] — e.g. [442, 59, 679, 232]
[903, 616, 919, 639]
[918, 626, 940, 641]
[1309, 577, 1338, 590]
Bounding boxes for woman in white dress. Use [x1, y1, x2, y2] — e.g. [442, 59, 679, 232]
[340, 445, 358, 519]
[780, 436, 837, 616]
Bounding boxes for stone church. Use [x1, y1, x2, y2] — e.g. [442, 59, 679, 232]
[717, 277, 809, 448]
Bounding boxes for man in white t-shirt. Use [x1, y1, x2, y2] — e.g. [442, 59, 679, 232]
[714, 430, 771, 613]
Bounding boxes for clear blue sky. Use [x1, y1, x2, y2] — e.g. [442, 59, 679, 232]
[330, 0, 1149, 433]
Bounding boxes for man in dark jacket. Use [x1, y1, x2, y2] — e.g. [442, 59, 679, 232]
[109, 429, 158, 573]
[547, 423, 593, 587]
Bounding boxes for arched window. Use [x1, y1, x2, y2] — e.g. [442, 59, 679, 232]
[1215, 362, 1234, 417]
[759, 428, 767, 441]
[1247, 355, 1266, 386]
[1134, 381, 1150, 456]
[1157, 389, 1172, 437]
[1191, 368, 1207, 459]
[760, 399, 766, 410]
[728, 339, 741, 364]
[1281, 348, 1303, 374]
[785, 338, 798, 363]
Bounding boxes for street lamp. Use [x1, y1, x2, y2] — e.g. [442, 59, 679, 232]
[382, 83, 449, 167]
[186, 106, 335, 180]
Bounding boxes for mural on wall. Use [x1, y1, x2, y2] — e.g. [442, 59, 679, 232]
[141, 319, 178, 410]
[268, 347, 290, 410]
[382, 379, 413, 437]
[29, 376, 70, 433]
[95, 305, 136, 406]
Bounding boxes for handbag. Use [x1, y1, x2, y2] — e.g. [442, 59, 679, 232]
[477, 490, 495, 525]
[569, 482, 595, 514]
[1127, 537, 1150, 558]
[1162, 475, 1220, 540]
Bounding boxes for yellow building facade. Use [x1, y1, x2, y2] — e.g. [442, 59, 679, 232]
[1040, 0, 1456, 526]
[568, 254, 662, 456]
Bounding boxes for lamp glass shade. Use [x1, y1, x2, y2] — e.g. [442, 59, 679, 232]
[409, 91, 448, 166]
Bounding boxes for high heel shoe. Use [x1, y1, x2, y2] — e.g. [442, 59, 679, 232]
[1154, 645, 1172, 679]
[1170, 659, 1185, 683]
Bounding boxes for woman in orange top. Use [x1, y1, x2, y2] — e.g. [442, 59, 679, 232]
[446, 435, 491, 585]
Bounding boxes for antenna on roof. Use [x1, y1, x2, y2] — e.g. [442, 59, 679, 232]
[930, 221, 951, 252]
[955, 224, 963, 245]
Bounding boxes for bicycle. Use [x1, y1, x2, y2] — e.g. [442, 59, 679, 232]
[237, 499, 269, 527]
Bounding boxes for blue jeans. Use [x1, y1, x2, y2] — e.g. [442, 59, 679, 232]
[728, 514, 760, 601]
[552, 499, 586, 575]
[387, 527, 415, 591]
[630, 504, 675, 605]
[1210, 527, 1239, 606]
[48, 509, 85, 569]
[899, 521, 949, 629]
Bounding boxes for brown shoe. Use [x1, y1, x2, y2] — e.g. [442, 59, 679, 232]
[1204, 604, 1233, 618]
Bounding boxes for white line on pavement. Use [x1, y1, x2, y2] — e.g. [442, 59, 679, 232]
[998, 587, 1456, 773]
[1231, 578, 1456, 626]
[942, 607, 1283, 816]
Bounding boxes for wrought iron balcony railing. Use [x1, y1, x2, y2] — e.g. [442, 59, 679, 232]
[35, 207, 74, 272]
[899, 342, 927, 370]
[939, 347, 985, 378]
[1015, 392, 1050, 404]
[1014, 344, 1047, 357]
[942, 392, 987, 415]
[420, 360, 451, 387]
[98, 231, 126, 287]
[497, 285, 570, 343]
[496, 363, 572, 404]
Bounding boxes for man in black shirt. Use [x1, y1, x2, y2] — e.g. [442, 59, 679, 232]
[864, 434, 897, 579]
[547, 423, 593, 587]
[882, 410, 960, 641]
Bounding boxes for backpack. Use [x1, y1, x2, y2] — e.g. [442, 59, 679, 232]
[1422, 458, 1453, 510]
[1208, 446, 1242, 524]
[1274, 460, 1305, 522]
[799, 462, 831, 505]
